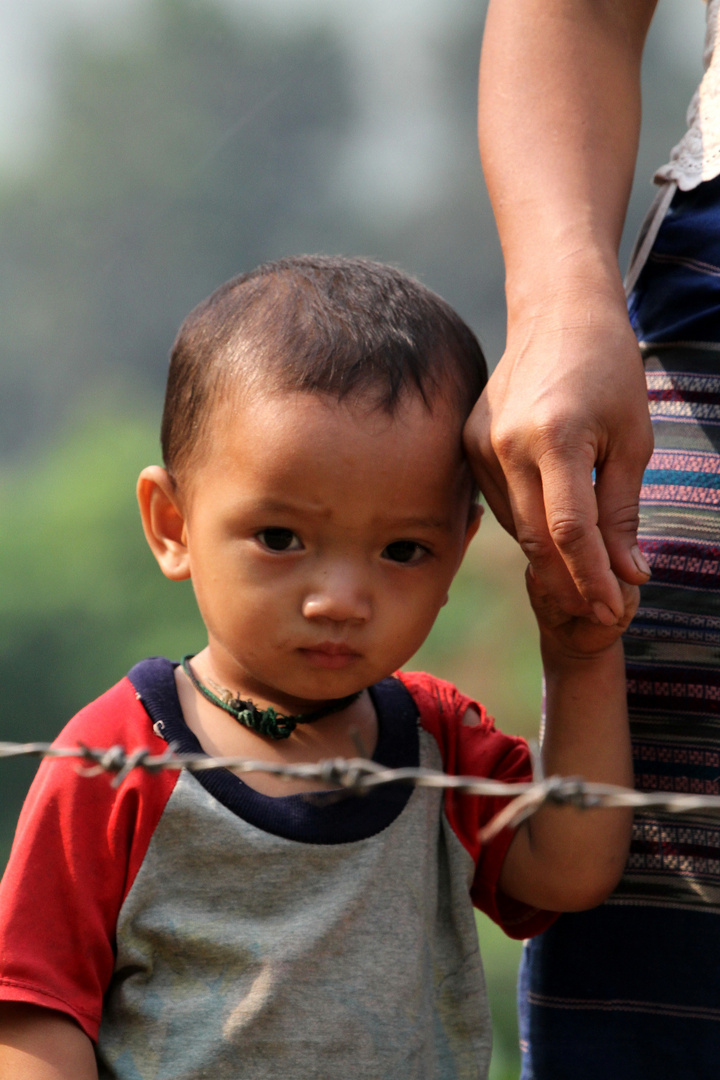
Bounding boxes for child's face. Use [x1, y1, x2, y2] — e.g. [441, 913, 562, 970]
[141, 388, 479, 711]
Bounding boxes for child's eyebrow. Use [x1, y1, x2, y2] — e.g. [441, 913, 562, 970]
[245, 497, 328, 517]
[387, 515, 452, 531]
[242, 500, 451, 531]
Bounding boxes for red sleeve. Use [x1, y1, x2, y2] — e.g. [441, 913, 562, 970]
[0, 677, 179, 1041]
[398, 671, 557, 940]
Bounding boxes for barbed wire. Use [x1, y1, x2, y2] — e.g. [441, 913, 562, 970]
[2, 739, 720, 841]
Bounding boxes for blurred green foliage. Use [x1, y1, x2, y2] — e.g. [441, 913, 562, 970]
[0, 0, 356, 457]
[0, 0, 500, 460]
[0, 407, 203, 858]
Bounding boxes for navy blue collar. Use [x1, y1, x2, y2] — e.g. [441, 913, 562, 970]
[128, 657, 419, 844]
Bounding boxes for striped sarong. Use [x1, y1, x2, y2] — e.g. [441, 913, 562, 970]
[520, 175, 720, 1080]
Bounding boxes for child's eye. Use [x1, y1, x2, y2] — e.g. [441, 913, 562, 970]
[256, 528, 303, 552]
[382, 540, 428, 564]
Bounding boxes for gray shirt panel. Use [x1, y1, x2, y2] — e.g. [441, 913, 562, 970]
[97, 728, 490, 1080]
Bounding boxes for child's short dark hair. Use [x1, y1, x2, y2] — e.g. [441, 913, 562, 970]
[161, 255, 487, 480]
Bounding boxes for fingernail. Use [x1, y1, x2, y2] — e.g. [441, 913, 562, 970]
[591, 601, 618, 626]
[631, 545, 651, 578]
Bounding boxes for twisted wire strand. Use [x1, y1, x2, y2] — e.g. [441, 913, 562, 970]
[2, 740, 720, 839]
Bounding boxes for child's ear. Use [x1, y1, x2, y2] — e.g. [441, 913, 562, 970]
[137, 466, 191, 581]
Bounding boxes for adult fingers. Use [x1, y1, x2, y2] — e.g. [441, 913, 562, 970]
[502, 453, 599, 618]
[595, 435, 653, 586]
[465, 400, 587, 614]
[466, 409, 590, 613]
[531, 446, 624, 622]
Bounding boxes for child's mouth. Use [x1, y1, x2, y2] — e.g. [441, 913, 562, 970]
[299, 643, 361, 669]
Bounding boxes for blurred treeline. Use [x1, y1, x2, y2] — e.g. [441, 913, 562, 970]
[0, 1, 705, 1076]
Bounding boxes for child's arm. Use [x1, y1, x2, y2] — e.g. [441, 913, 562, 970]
[499, 572, 639, 912]
[0, 1004, 97, 1079]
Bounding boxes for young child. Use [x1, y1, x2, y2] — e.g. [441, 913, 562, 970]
[0, 256, 636, 1080]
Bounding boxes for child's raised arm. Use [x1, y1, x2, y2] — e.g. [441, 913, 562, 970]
[0, 1004, 97, 1080]
[499, 573, 638, 912]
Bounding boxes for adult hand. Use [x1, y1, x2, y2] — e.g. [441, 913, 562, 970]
[464, 297, 653, 623]
[474, 0, 658, 622]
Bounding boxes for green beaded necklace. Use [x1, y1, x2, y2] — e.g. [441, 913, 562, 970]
[181, 655, 362, 740]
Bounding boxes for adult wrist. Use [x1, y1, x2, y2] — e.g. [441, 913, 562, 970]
[504, 276, 636, 357]
[506, 264, 627, 324]
[503, 235, 627, 319]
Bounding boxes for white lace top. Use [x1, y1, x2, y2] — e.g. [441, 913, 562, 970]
[656, 0, 720, 189]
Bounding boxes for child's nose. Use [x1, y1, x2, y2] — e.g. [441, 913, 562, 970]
[302, 566, 372, 624]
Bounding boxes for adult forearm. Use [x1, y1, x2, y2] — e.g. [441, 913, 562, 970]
[467, 0, 656, 615]
[479, 0, 657, 318]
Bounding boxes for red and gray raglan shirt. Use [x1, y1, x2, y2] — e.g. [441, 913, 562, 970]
[0, 658, 555, 1079]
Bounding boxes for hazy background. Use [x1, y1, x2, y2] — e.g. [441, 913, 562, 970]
[0, 1, 707, 1075]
